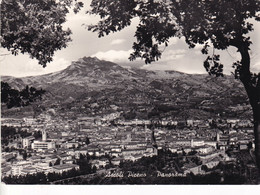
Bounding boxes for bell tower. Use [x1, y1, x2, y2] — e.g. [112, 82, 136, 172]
[42, 129, 47, 141]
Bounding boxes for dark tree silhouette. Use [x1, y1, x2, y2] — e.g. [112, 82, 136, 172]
[87, 0, 260, 173]
[54, 158, 61, 166]
[0, 0, 83, 67]
[1, 82, 45, 108]
[85, 137, 90, 145]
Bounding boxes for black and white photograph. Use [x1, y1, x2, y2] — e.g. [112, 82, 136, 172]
[1, 0, 260, 189]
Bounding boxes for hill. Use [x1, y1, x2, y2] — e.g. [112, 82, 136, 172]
[1, 57, 251, 120]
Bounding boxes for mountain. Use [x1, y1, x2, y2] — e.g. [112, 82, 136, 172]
[1, 57, 251, 120]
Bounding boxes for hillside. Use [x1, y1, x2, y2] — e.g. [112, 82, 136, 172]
[1, 57, 251, 120]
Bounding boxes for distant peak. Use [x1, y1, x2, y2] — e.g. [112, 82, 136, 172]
[82, 56, 100, 62]
[70, 56, 102, 67]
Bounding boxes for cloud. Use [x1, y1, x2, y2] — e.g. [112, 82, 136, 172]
[138, 48, 187, 70]
[252, 61, 260, 73]
[23, 57, 70, 77]
[168, 37, 181, 46]
[44, 57, 71, 73]
[194, 44, 204, 50]
[110, 39, 126, 45]
[0, 54, 70, 77]
[161, 49, 187, 61]
[91, 49, 133, 62]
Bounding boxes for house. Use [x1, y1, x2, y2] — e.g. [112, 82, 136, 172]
[88, 148, 100, 156]
[2, 153, 16, 163]
[90, 158, 109, 169]
[144, 150, 157, 157]
[1, 166, 12, 177]
[66, 142, 79, 149]
[58, 153, 73, 161]
[111, 157, 123, 166]
[122, 147, 146, 156]
[52, 164, 79, 174]
[35, 163, 53, 173]
[204, 157, 220, 169]
[11, 161, 33, 176]
[32, 140, 55, 151]
[110, 151, 121, 157]
[194, 145, 214, 154]
[173, 139, 191, 147]
[66, 149, 76, 156]
[187, 119, 194, 127]
[218, 136, 229, 149]
[124, 142, 139, 149]
[22, 136, 35, 148]
[198, 150, 225, 163]
[168, 146, 178, 153]
[204, 140, 217, 149]
[183, 163, 202, 175]
[182, 147, 192, 154]
[191, 139, 205, 147]
[239, 143, 248, 150]
[110, 145, 122, 152]
[11, 166, 23, 176]
[8, 141, 22, 149]
[124, 153, 143, 162]
[20, 166, 38, 176]
[63, 159, 75, 164]
[75, 148, 88, 159]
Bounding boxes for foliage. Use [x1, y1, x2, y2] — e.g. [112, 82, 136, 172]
[85, 137, 90, 145]
[88, 0, 260, 172]
[1, 125, 17, 138]
[88, 0, 260, 77]
[22, 151, 28, 160]
[33, 130, 42, 140]
[1, 125, 32, 146]
[0, 0, 83, 67]
[54, 158, 61, 166]
[1, 82, 45, 108]
[122, 110, 137, 120]
[2, 161, 96, 184]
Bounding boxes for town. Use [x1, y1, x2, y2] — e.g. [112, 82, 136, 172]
[1, 112, 256, 184]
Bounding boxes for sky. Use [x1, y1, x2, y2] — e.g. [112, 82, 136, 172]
[1, 2, 260, 77]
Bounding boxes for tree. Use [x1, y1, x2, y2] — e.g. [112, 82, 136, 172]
[85, 137, 90, 145]
[87, 0, 260, 172]
[0, 0, 83, 67]
[33, 130, 42, 140]
[201, 164, 209, 172]
[1, 81, 45, 108]
[22, 152, 27, 160]
[54, 158, 61, 165]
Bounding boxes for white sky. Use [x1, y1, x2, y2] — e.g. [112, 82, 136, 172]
[1, 2, 260, 77]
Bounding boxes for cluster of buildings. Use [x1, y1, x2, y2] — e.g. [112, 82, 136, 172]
[1, 115, 255, 178]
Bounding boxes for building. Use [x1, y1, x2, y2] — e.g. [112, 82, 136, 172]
[183, 163, 202, 175]
[22, 136, 35, 148]
[31, 129, 55, 150]
[32, 140, 55, 150]
[20, 166, 37, 176]
[42, 129, 47, 141]
[122, 148, 146, 156]
[90, 158, 109, 169]
[191, 139, 205, 147]
[52, 164, 80, 174]
[111, 157, 123, 166]
[193, 145, 214, 154]
[1, 166, 12, 177]
[11, 166, 23, 176]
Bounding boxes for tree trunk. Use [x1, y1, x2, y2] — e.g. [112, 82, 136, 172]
[237, 42, 260, 177]
[253, 103, 260, 174]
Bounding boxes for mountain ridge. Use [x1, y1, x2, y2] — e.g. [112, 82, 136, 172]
[1, 56, 251, 120]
